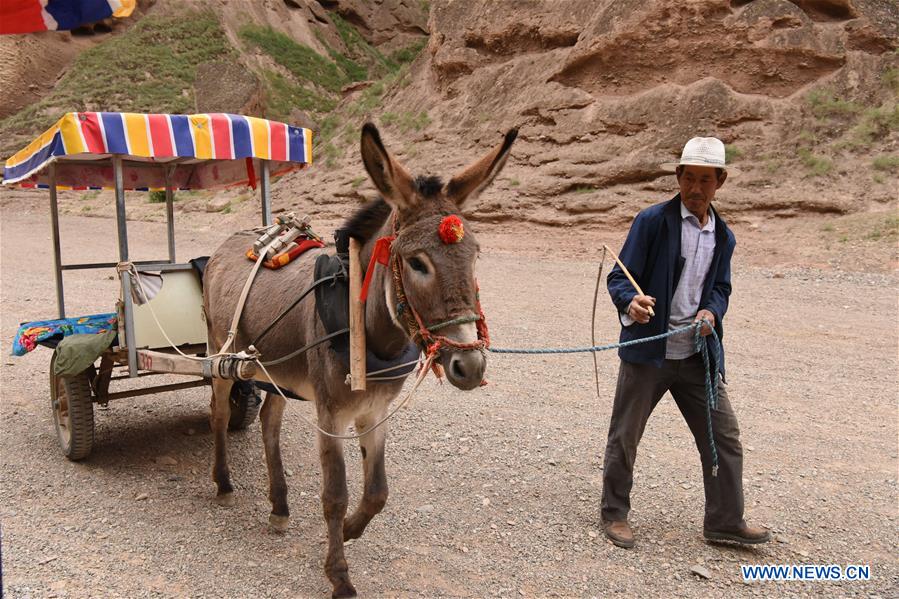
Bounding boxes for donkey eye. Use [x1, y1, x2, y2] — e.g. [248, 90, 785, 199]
[407, 256, 429, 274]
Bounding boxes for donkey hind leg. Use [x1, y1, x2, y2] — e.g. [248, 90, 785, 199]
[317, 405, 356, 598]
[344, 408, 389, 541]
[260, 391, 290, 532]
[210, 377, 237, 506]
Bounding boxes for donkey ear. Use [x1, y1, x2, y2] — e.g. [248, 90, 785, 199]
[360, 123, 417, 210]
[445, 128, 518, 206]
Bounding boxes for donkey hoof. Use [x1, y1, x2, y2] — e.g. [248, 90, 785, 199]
[331, 581, 357, 598]
[214, 492, 236, 507]
[269, 514, 290, 533]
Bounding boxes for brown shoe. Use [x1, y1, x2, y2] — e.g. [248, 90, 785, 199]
[602, 519, 635, 549]
[704, 523, 771, 545]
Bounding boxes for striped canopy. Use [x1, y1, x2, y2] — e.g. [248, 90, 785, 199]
[2, 112, 313, 191]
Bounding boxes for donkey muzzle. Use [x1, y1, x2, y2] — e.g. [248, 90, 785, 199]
[440, 349, 486, 391]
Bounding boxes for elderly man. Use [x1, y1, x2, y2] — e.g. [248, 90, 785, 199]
[600, 137, 770, 549]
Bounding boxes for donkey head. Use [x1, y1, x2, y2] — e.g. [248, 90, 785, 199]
[359, 123, 517, 390]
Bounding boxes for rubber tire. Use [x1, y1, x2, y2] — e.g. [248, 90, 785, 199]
[228, 382, 262, 431]
[50, 352, 95, 461]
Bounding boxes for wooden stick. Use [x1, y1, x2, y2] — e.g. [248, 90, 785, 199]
[602, 244, 655, 317]
[135, 349, 256, 380]
[348, 238, 367, 391]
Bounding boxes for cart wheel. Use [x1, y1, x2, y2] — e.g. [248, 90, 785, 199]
[228, 381, 262, 431]
[49, 352, 95, 461]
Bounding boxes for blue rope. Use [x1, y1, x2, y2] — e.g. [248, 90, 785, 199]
[488, 320, 722, 476]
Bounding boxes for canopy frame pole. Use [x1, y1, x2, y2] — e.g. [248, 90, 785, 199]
[48, 162, 66, 319]
[260, 159, 272, 226]
[113, 156, 138, 378]
[164, 166, 176, 263]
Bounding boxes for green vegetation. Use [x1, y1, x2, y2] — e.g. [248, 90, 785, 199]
[573, 186, 596, 194]
[241, 16, 426, 167]
[388, 39, 427, 67]
[0, 9, 233, 153]
[807, 89, 861, 120]
[508, 178, 520, 187]
[865, 215, 899, 241]
[148, 190, 167, 204]
[724, 144, 741, 163]
[883, 66, 899, 95]
[381, 110, 431, 132]
[350, 176, 366, 188]
[262, 70, 336, 121]
[872, 155, 899, 172]
[801, 73, 899, 166]
[797, 148, 832, 176]
[241, 25, 352, 93]
[329, 13, 390, 76]
[797, 130, 817, 145]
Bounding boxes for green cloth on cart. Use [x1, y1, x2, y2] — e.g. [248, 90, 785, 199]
[54, 330, 117, 376]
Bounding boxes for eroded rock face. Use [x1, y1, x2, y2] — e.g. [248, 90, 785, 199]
[293, 0, 897, 228]
[329, 0, 429, 52]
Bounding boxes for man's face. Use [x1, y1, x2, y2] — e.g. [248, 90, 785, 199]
[676, 165, 726, 220]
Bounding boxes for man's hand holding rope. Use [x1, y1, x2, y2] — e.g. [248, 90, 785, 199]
[694, 309, 716, 336]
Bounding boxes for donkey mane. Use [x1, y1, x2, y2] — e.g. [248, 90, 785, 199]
[343, 175, 444, 243]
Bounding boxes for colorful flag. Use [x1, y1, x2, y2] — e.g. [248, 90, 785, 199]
[0, 0, 136, 35]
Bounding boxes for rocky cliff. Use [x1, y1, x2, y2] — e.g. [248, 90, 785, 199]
[2, 0, 896, 227]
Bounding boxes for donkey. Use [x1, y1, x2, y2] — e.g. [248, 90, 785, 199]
[202, 122, 517, 597]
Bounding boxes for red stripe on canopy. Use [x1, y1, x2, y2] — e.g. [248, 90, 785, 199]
[147, 114, 174, 158]
[270, 122, 287, 162]
[210, 114, 233, 160]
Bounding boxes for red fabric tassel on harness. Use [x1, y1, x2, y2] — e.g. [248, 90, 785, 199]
[359, 235, 395, 303]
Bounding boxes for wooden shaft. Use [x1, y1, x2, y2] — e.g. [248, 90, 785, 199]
[135, 349, 255, 379]
[603, 244, 655, 317]
[348, 238, 366, 391]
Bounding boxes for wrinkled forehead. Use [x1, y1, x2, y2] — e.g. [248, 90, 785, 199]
[679, 165, 719, 178]
[395, 212, 479, 257]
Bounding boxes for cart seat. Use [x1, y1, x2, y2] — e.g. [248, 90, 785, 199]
[12, 313, 117, 356]
[131, 265, 207, 350]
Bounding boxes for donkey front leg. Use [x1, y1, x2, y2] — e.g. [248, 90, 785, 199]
[317, 408, 356, 598]
[210, 378, 236, 506]
[344, 410, 388, 540]
[260, 392, 290, 532]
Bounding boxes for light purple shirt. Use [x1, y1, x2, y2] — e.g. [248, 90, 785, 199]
[665, 201, 716, 359]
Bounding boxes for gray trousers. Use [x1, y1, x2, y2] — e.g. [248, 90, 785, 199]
[600, 354, 746, 531]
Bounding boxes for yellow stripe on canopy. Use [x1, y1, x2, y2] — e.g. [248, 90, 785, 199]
[123, 113, 150, 157]
[247, 116, 270, 160]
[57, 113, 86, 155]
[190, 114, 212, 159]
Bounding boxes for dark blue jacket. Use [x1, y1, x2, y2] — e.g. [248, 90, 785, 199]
[607, 194, 735, 377]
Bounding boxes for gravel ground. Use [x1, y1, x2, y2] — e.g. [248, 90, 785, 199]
[1, 198, 897, 598]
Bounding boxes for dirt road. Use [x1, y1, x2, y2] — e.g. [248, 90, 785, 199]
[1, 197, 897, 598]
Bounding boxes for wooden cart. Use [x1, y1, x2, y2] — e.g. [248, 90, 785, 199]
[4, 111, 312, 459]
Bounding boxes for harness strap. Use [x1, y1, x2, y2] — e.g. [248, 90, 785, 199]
[260, 328, 348, 366]
[250, 272, 342, 347]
